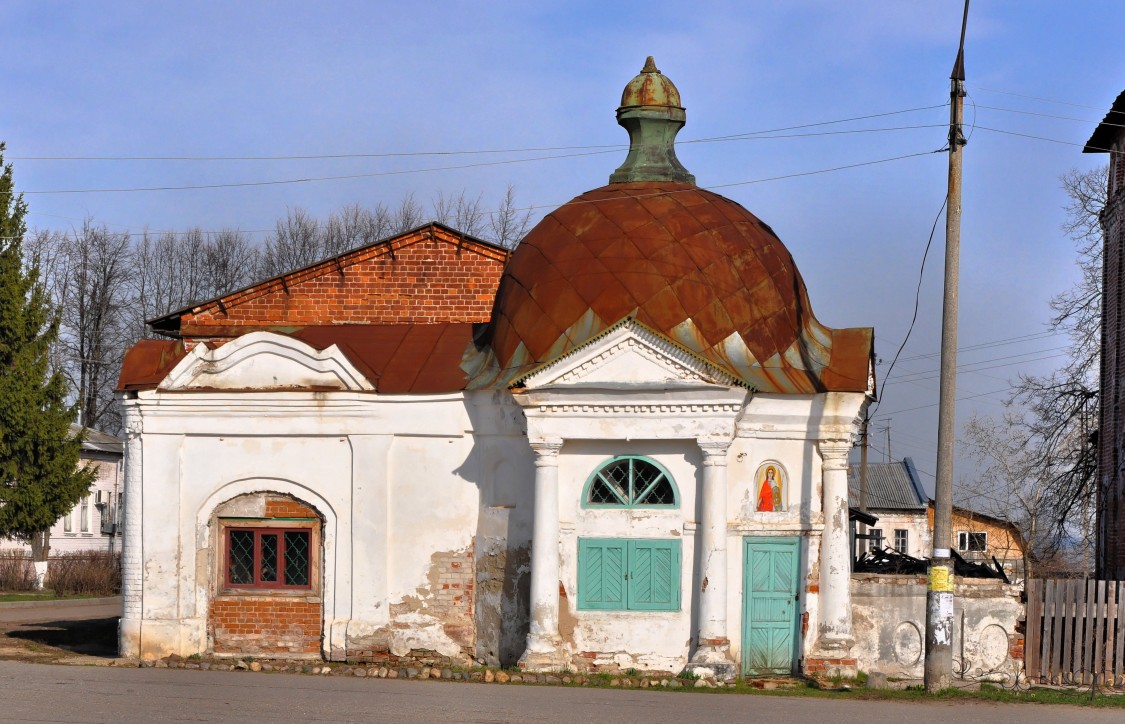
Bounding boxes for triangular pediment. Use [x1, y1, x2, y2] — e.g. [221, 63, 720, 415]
[519, 319, 741, 389]
[160, 332, 374, 391]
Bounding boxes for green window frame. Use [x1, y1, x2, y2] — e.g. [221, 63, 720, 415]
[577, 538, 681, 611]
[582, 456, 679, 509]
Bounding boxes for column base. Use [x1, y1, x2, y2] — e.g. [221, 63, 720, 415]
[518, 635, 568, 672]
[807, 634, 857, 678]
[689, 638, 737, 681]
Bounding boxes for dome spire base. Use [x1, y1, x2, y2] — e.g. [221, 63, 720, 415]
[610, 57, 695, 186]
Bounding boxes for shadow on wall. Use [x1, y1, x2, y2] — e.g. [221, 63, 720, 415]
[458, 395, 534, 668]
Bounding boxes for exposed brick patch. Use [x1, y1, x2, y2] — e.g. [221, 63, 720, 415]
[265, 498, 317, 519]
[804, 657, 857, 675]
[1008, 634, 1025, 661]
[210, 596, 322, 656]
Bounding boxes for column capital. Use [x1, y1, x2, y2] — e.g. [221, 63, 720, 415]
[697, 439, 731, 467]
[818, 439, 851, 471]
[530, 439, 563, 466]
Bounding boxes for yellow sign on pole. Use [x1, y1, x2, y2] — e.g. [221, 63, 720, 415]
[929, 565, 954, 592]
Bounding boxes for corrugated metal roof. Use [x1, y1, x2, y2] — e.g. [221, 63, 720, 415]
[1084, 88, 1125, 153]
[482, 182, 874, 393]
[69, 424, 123, 456]
[847, 457, 927, 510]
[117, 324, 476, 395]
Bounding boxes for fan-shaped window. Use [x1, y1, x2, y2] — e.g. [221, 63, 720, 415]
[584, 456, 678, 508]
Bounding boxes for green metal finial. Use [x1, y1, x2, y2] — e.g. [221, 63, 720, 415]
[610, 57, 695, 185]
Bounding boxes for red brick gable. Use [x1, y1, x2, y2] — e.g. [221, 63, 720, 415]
[150, 223, 508, 339]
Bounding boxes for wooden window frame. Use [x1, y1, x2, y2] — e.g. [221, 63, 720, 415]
[221, 521, 318, 592]
[894, 528, 909, 553]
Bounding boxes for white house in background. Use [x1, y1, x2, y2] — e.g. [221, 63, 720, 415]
[2, 425, 124, 555]
[847, 457, 931, 559]
[115, 58, 875, 679]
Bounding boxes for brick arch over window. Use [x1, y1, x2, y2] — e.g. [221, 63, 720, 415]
[198, 482, 336, 659]
[582, 456, 680, 508]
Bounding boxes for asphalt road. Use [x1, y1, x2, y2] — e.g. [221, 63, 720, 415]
[0, 661, 1119, 724]
[0, 597, 121, 625]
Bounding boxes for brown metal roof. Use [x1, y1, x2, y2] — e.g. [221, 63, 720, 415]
[117, 325, 475, 394]
[482, 182, 873, 393]
[117, 339, 189, 391]
[1084, 88, 1125, 153]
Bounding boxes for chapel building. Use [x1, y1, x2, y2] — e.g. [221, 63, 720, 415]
[117, 58, 875, 678]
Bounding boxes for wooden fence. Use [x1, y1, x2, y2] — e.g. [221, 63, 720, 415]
[1026, 579, 1125, 684]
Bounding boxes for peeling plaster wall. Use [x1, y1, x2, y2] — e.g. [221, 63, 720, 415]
[851, 574, 1024, 679]
[124, 387, 529, 663]
[558, 439, 699, 673]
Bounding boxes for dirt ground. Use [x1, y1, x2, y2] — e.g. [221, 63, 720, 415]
[0, 600, 120, 665]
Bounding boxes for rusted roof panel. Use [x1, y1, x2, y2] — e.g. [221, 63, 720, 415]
[483, 182, 873, 393]
[118, 325, 475, 395]
[117, 339, 188, 391]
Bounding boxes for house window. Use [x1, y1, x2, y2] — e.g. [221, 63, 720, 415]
[63, 509, 73, 533]
[577, 538, 680, 611]
[583, 456, 678, 508]
[958, 531, 987, 553]
[869, 528, 884, 551]
[894, 529, 909, 553]
[225, 527, 312, 590]
[80, 497, 90, 533]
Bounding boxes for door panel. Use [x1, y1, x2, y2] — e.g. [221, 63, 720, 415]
[742, 537, 799, 675]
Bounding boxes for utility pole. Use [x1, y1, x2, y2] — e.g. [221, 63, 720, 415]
[925, 0, 969, 693]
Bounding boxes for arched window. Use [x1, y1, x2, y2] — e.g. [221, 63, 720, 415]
[583, 456, 678, 508]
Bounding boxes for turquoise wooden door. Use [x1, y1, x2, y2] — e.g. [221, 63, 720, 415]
[742, 537, 800, 675]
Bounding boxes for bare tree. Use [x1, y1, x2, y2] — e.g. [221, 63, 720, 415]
[962, 165, 1107, 564]
[258, 207, 322, 277]
[432, 190, 487, 238]
[488, 184, 533, 248]
[40, 222, 133, 433]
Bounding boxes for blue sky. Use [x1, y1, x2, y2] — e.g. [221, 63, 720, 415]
[3, 1, 1122, 498]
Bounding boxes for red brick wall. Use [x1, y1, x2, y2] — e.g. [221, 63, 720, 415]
[179, 228, 507, 337]
[1100, 171, 1125, 578]
[211, 596, 322, 656]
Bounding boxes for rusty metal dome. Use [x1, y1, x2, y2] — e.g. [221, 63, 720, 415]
[470, 60, 873, 394]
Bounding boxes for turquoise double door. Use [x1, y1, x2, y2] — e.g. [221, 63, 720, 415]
[741, 536, 800, 676]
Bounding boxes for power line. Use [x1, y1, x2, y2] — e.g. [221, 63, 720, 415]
[4, 146, 943, 240]
[973, 103, 1125, 130]
[872, 386, 1012, 418]
[967, 85, 1125, 116]
[882, 347, 1070, 386]
[878, 329, 1061, 365]
[974, 126, 1123, 155]
[870, 195, 947, 413]
[7, 104, 948, 162]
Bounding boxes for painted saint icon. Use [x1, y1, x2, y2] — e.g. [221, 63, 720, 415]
[755, 462, 786, 512]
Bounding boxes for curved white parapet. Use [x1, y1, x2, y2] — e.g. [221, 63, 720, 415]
[160, 332, 375, 392]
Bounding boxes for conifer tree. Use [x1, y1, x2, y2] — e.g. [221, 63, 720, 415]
[0, 143, 94, 562]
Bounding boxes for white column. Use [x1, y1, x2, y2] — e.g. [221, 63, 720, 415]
[520, 439, 565, 670]
[118, 400, 144, 658]
[817, 439, 854, 650]
[690, 439, 735, 675]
